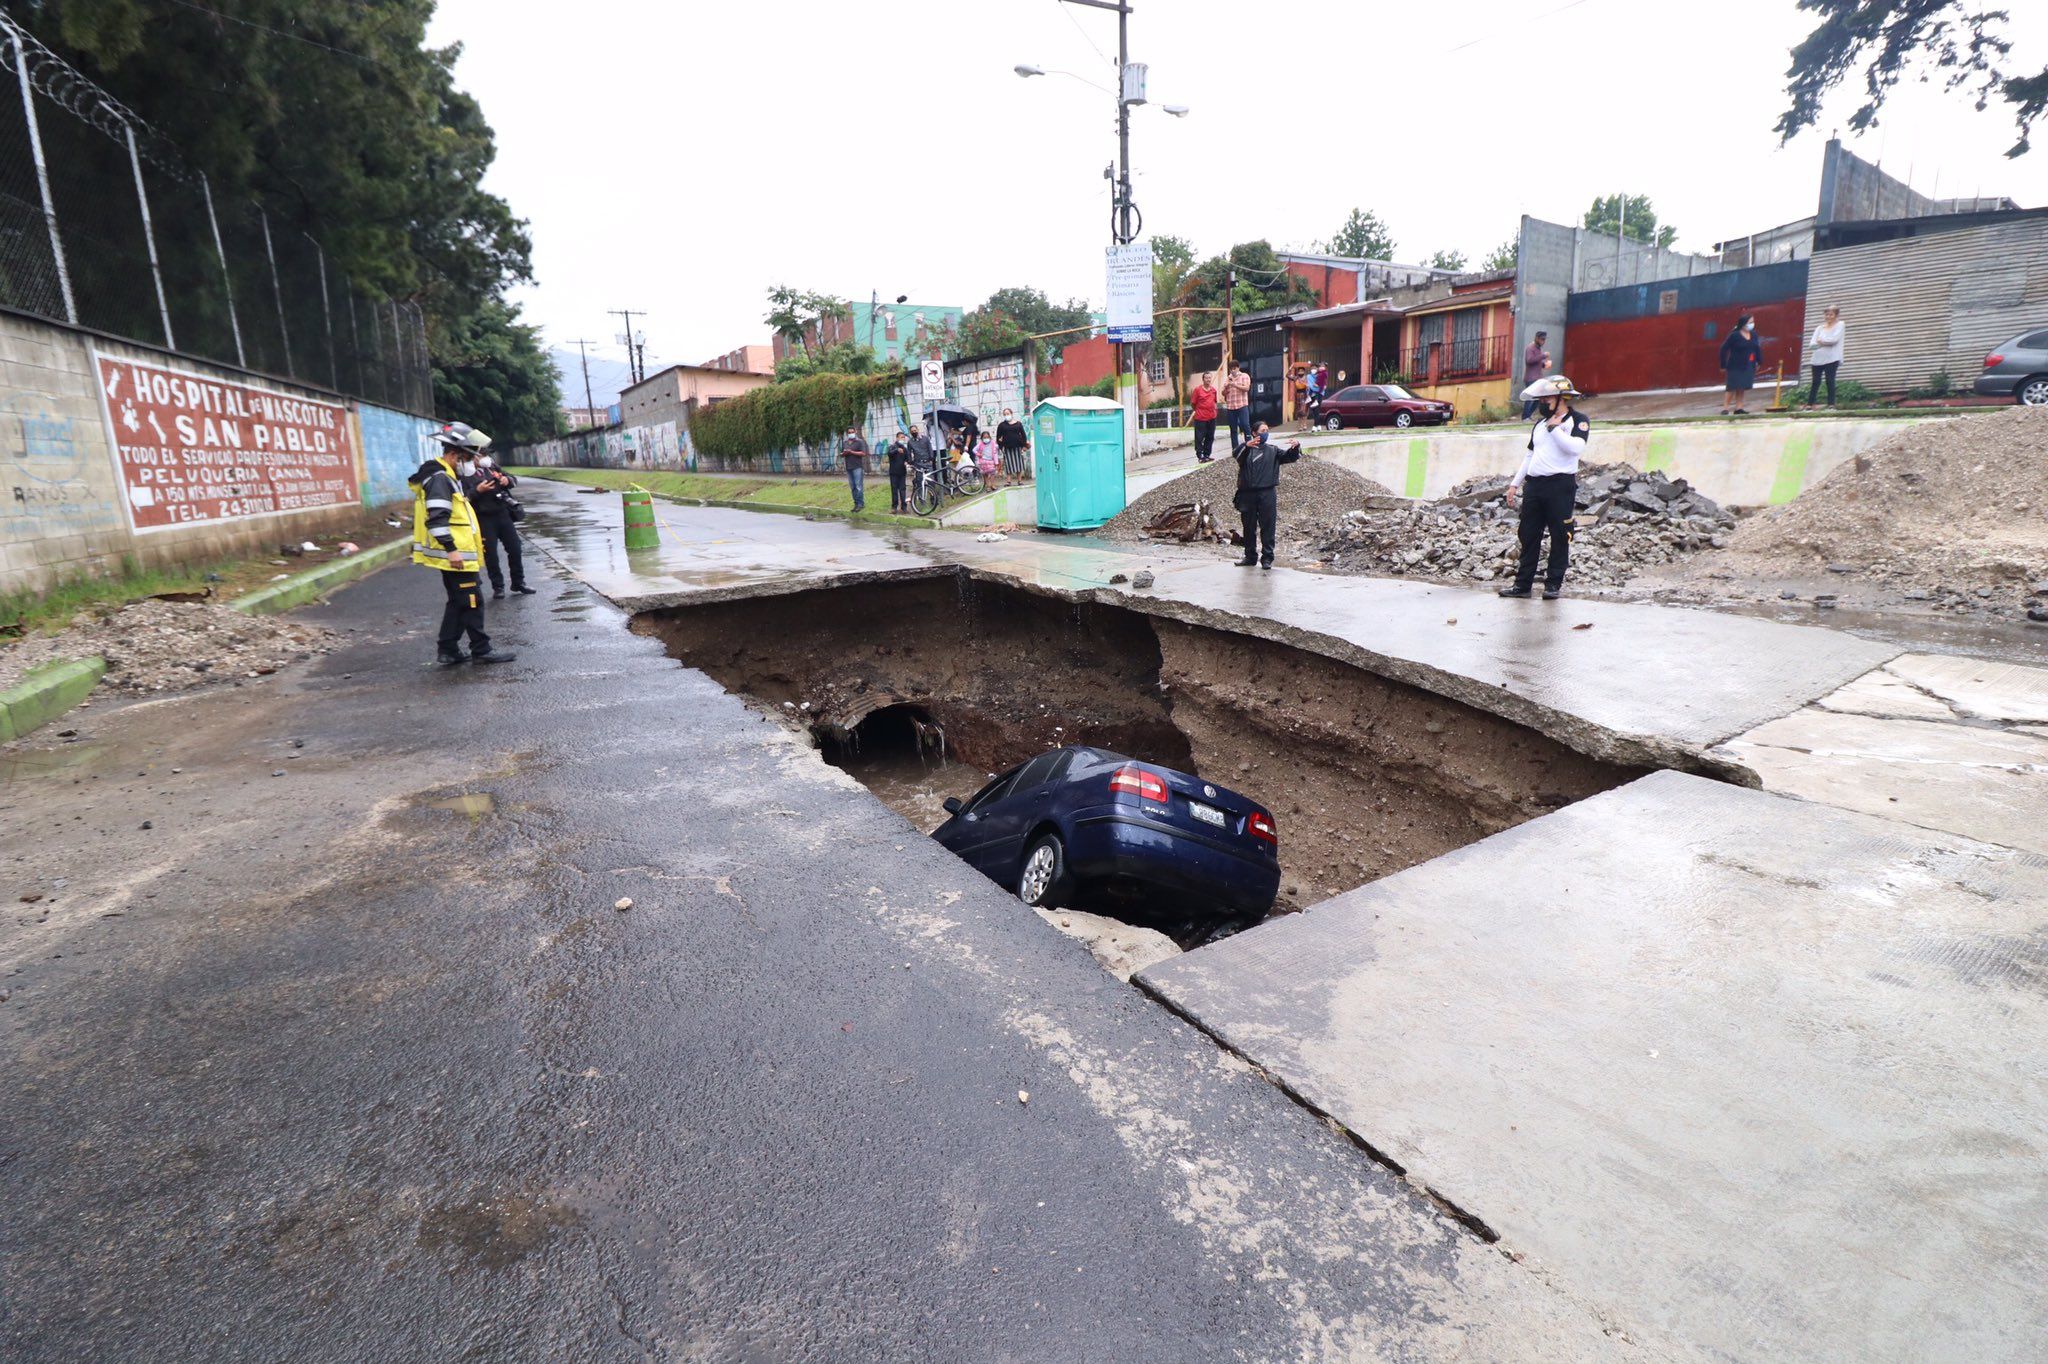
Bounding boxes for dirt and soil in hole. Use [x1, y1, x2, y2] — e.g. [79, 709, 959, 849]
[633, 577, 1640, 914]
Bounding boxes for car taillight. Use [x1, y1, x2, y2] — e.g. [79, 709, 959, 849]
[1109, 765, 1168, 803]
[1248, 811, 1278, 846]
[1986, 354, 2004, 368]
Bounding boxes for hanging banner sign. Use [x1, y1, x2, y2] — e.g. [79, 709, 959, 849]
[95, 353, 359, 532]
[1105, 241, 1154, 343]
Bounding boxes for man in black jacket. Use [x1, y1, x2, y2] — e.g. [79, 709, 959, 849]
[1232, 422, 1301, 569]
[885, 430, 912, 513]
[465, 454, 532, 599]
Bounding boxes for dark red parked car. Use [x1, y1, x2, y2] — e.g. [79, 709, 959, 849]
[1316, 383, 1453, 430]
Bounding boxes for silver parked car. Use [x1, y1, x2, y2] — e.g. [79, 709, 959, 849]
[1974, 327, 2048, 405]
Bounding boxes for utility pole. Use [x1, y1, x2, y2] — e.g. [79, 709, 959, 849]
[608, 308, 645, 385]
[1223, 264, 1235, 371]
[569, 338, 599, 428]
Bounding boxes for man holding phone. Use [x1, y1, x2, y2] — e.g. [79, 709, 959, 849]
[1500, 375, 1590, 600]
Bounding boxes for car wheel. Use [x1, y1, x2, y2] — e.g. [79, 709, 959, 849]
[1394, 411, 1414, 428]
[1323, 415, 1343, 431]
[2018, 375, 2048, 407]
[1017, 834, 1068, 908]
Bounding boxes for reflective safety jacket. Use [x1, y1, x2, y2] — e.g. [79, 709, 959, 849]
[409, 455, 482, 570]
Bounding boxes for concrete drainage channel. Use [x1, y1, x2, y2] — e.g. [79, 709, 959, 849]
[631, 573, 1651, 956]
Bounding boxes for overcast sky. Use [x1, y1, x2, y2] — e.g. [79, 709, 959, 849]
[429, 0, 2048, 381]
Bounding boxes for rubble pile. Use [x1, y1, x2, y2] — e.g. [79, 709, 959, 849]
[1100, 455, 1393, 556]
[1317, 463, 1737, 586]
[0, 598, 334, 695]
[1693, 405, 2048, 608]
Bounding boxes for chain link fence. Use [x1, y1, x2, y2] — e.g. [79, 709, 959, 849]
[0, 13, 432, 413]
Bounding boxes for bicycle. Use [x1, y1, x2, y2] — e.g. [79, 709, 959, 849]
[908, 458, 982, 516]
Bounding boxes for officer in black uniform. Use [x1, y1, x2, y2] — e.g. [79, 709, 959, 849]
[466, 453, 533, 599]
[1231, 421, 1302, 570]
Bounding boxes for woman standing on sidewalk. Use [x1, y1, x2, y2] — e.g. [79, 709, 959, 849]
[995, 408, 1029, 480]
[1807, 306, 1845, 407]
[1718, 315, 1763, 415]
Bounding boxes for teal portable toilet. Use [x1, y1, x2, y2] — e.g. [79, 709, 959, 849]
[1032, 397, 1126, 530]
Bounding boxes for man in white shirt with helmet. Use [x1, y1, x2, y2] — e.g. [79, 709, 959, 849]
[1499, 374, 1591, 601]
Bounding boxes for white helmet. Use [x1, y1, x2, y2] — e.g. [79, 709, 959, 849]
[435, 421, 492, 453]
[1519, 374, 1584, 402]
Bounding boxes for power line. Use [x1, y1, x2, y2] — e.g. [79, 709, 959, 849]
[156, 0, 393, 68]
[1444, 0, 1598, 54]
[1050, 0, 1113, 68]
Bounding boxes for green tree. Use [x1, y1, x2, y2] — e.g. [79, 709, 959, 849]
[1320, 208, 1397, 260]
[953, 287, 1092, 362]
[1779, 2, 2043, 157]
[1584, 194, 1677, 249]
[1182, 241, 1316, 316]
[773, 340, 879, 383]
[763, 286, 852, 360]
[431, 299, 560, 445]
[1426, 249, 1468, 272]
[1482, 237, 1519, 272]
[30, 1, 531, 339]
[1150, 234, 1200, 358]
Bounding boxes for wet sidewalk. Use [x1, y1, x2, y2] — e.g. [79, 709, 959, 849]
[519, 476, 1895, 774]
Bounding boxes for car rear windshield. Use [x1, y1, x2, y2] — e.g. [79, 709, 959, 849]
[2019, 330, 2048, 351]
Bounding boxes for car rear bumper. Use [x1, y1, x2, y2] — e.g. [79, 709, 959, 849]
[1068, 811, 1280, 914]
[1974, 373, 2019, 397]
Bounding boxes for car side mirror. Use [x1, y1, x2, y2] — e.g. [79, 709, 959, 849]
[942, 797, 963, 814]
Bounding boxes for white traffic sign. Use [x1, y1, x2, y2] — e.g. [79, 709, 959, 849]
[1105, 241, 1154, 343]
[920, 358, 944, 406]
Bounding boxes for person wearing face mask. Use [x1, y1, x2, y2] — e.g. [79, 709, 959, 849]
[1499, 375, 1590, 601]
[409, 422, 516, 666]
[1718, 314, 1763, 415]
[464, 451, 533, 599]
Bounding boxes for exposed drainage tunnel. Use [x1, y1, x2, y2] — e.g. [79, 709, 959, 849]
[633, 576, 1648, 914]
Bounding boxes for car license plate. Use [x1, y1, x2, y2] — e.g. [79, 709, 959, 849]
[1188, 800, 1225, 828]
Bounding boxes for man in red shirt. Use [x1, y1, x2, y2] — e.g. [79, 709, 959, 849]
[1190, 372, 1220, 462]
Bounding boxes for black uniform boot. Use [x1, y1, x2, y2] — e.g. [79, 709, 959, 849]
[469, 648, 518, 665]
[1498, 586, 1533, 598]
[436, 648, 468, 666]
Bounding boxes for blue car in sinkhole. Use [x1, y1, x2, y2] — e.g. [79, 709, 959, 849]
[933, 745, 1281, 932]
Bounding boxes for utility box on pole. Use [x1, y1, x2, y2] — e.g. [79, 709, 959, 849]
[1031, 396, 1126, 531]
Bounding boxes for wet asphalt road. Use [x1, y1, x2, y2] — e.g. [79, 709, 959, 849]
[0, 557, 1633, 1362]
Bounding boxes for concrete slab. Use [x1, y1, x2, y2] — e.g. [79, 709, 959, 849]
[1717, 705, 2048, 856]
[1883, 652, 2048, 725]
[520, 478, 1900, 773]
[1812, 667, 1963, 721]
[1138, 771, 2048, 1364]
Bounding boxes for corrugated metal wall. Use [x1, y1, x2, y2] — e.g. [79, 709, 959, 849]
[1806, 220, 2048, 390]
[1564, 262, 1810, 393]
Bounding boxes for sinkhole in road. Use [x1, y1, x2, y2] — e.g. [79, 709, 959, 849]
[633, 575, 1647, 935]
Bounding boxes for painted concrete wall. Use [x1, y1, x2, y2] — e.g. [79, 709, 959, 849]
[1313, 416, 1930, 507]
[1, 309, 427, 598]
[357, 403, 441, 505]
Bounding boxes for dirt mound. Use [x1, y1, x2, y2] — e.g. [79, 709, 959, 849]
[0, 598, 334, 696]
[1099, 454, 1392, 556]
[1318, 462, 1735, 587]
[1700, 407, 2048, 593]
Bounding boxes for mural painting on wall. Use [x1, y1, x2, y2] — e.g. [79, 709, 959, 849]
[95, 352, 359, 531]
[2, 397, 123, 538]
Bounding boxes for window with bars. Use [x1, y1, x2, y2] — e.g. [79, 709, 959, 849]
[1146, 356, 1169, 383]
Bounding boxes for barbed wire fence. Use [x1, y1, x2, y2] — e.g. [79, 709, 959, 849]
[0, 11, 432, 413]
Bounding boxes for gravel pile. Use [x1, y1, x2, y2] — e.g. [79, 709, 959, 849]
[1694, 407, 2048, 604]
[1099, 454, 1393, 555]
[1316, 462, 1736, 586]
[0, 598, 334, 696]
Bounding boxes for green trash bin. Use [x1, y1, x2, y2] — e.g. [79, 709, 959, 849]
[621, 488, 660, 549]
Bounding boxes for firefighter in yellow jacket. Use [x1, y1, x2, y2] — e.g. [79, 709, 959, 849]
[411, 423, 517, 666]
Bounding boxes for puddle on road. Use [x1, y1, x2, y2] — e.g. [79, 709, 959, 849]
[426, 792, 497, 819]
[0, 740, 109, 783]
[634, 576, 1647, 945]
